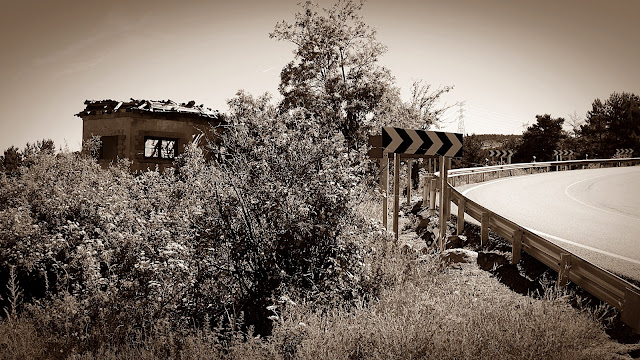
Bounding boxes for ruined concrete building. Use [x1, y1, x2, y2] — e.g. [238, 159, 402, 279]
[76, 99, 224, 172]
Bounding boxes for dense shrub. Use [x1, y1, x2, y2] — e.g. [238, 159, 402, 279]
[0, 98, 389, 354]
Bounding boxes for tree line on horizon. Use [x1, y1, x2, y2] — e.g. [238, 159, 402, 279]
[455, 91, 640, 167]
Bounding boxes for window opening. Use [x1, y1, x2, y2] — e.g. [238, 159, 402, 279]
[144, 137, 177, 159]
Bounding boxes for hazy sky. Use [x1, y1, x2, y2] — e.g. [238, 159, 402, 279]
[1, 0, 639, 152]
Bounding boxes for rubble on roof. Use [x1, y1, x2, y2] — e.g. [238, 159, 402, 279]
[75, 99, 221, 118]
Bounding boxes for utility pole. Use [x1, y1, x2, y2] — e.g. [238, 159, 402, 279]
[457, 101, 466, 134]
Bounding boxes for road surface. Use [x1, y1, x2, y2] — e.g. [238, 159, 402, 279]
[459, 166, 640, 280]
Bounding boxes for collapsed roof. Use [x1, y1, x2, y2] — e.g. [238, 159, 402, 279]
[75, 99, 221, 119]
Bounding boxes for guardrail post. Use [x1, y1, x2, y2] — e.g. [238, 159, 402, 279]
[393, 153, 400, 241]
[457, 198, 465, 235]
[512, 228, 522, 264]
[481, 212, 489, 246]
[557, 253, 571, 287]
[622, 287, 640, 331]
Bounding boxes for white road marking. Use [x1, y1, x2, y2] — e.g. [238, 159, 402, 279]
[461, 177, 515, 196]
[564, 175, 640, 220]
[526, 227, 640, 265]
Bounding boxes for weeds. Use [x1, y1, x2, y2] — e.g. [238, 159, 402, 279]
[0, 100, 634, 358]
[3, 267, 21, 322]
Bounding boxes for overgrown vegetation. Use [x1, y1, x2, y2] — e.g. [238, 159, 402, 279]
[1, 0, 637, 358]
[0, 121, 635, 358]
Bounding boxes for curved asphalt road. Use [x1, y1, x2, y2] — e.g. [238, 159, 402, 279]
[460, 166, 640, 280]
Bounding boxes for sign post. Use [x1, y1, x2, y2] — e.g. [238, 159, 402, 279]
[553, 150, 575, 170]
[393, 153, 400, 239]
[489, 149, 513, 164]
[438, 158, 453, 249]
[379, 152, 389, 230]
[406, 159, 412, 205]
[423, 158, 431, 207]
[369, 127, 463, 245]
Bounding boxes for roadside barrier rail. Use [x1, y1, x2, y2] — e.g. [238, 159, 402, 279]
[439, 157, 640, 330]
[445, 157, 640, 187]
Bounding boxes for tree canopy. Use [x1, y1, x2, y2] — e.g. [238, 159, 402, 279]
[580, 92, 640, 158]
[514, 114, 565, 162]
[270, 0, 452, 148]
[1, 139, 55, 175]
[270, 0, 394, 146]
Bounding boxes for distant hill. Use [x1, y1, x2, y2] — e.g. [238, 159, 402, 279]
[472, 134, 522, 149]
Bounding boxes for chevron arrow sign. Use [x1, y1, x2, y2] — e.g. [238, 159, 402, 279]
[615, 148, 634, 157]
[382, 127, 463, 158]
[553, 150, 574, 157]
[489, 150, 513, 157]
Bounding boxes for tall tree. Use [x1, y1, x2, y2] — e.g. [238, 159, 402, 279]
[560, 111, 584, 157]
[24, 139, 55, 157]
[1, 146, 22, 175]
[514, 114, 565, 162]
[22, 139, 55, 168]
[270, 0, 394, 146]
[581, 92, 640, 158]
[566, 111, 584, 138]
[374, 80, 454, 131]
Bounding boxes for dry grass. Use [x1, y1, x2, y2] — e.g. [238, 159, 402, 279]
[265, 261, 634, 360]
[1, 252, 636, 359]
[0, 318, 46, 360]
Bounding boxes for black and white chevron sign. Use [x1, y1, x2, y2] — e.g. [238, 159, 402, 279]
[382, 127, 463, 158]
[488, 149, 513, 157]
[615, 148, 634, 157]
[553, 150, 574, 157]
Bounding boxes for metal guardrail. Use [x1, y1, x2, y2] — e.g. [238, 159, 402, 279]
[440, 157, 640, 330]
[445, 157, 640, 186]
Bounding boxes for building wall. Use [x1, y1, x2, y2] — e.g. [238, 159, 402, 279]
[81, 110, 220, 172]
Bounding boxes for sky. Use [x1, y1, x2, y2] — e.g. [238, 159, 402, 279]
[1, 0, 639, 152]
